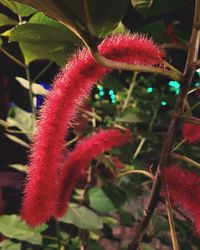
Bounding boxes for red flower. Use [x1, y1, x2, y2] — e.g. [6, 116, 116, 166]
[20, 34, 164, 227]
[54, 129, 131, 219]
[182, 123, 200, 143]
[164, 166, 200, 234]
[111, 156, 124, 169]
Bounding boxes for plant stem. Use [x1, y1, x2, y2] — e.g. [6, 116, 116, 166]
[117, 170, 153, 179]
[90, 49, 182, 82]
[171, 139, 186, 152]
[0, 47, 26, 68]
[122, 72, 138, 110]
[171, 152, 200, 169]
[32, 61, 53, 83]
[129, 0, 200, 248]
[163, 60, 182, 75]
[165, 187, 180, 250]
[55, 220, 61, 250]
[133, 105, 159, 159]
[133, 137, 146, 159]
[25, 66, 36, 115]
[161, 42, 188, 51]
[181, 115, 200, 125]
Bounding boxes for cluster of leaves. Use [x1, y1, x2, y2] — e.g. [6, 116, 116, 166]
[0, 0, 200, 250]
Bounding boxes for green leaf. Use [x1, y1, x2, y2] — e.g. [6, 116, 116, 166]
[60, 203, 103, 230]
[9, 23, 82, 44]
[87, 184, 127, 213]
[9, 0, 129, 40]
[5, 133, 30, 148]
[0, 215, 48, 245]
[132, 0, 189, 18]
[0, 240, 21, 250]
[7, 104, 35, 136]
[0, 0, 36, 16]
[19, 41, 73, 65]
[142, 243, 155, 250]
[16, 77, 49, 95]
[0, 38, 2, 46]
[0, 118, 10, 127]
[29, 11, 70, 30]
[62, 0, 129, 37]
[101, 216, 118, 226]
[0, 14, 17, 26]
[9, 23, 81, 64]
[9, 164, 27, 172]
[117, 107, 149, 123]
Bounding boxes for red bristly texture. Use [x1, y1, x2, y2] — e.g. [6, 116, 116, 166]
[164, 166, 200, 234]
[20, 34, 164, 227]
[54, 129, 131, 219]
[182, 123, 200, 143]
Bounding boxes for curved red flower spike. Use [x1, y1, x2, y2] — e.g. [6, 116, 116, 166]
[54, 129, 131, 218]
[164, 166, 200, 234]
[182, 123, 200, 143]
[20, 34, 164, 227]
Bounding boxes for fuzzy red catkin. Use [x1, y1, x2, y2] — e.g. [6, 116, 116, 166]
[182, 123, 200, 143]
[20, 34, 164, 227]
[54, 128, 131, 219]
[164, 166, 200, 234]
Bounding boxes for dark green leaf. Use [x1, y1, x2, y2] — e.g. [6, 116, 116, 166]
[0, 215, 48, 245]
[137, 19, 167, 43]
[0, 38, 2, 46]
[0, 0, 36, 16]
[87, 184, 127, 213]
[61, 0, 129, 37]
[9, 23, 81, 64]
[0, 14, 17, 26]
[9, 0, 129, 41]
[132, 0, 189, 18]
[60, 203, 103, 230]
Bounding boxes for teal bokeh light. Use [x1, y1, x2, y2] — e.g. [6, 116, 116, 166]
[161, 101, 167, 106]
[168, 81, 180, 95]
[147, 87, 153, 93]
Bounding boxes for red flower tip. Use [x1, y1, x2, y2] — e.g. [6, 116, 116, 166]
[111, 156, 124, 169]
[182, 122, 200, 143]
[20, 33, 163, 227]
[164, 166, 200, 234]
[54, 128, 131, 219]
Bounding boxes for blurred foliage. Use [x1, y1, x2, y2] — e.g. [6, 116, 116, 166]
[0, 0, 200, 249]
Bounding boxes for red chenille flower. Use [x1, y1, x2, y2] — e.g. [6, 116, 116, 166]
[182, 123, 200, 143]
[54, 129, 131, 218]
[164, 166, 200, 234]
[20, 34, 164, 227]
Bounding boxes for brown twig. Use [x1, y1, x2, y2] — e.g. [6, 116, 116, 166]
[128, 0, 200, 248]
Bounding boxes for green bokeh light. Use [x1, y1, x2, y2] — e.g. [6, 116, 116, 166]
[161, 101, 167, 106]
[97, 85, 103, 91]
[168, 81, 180, 95]
[99, 90, 105, 96]
[196, 68, 200, 77]
[147, 87, 153, 93]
